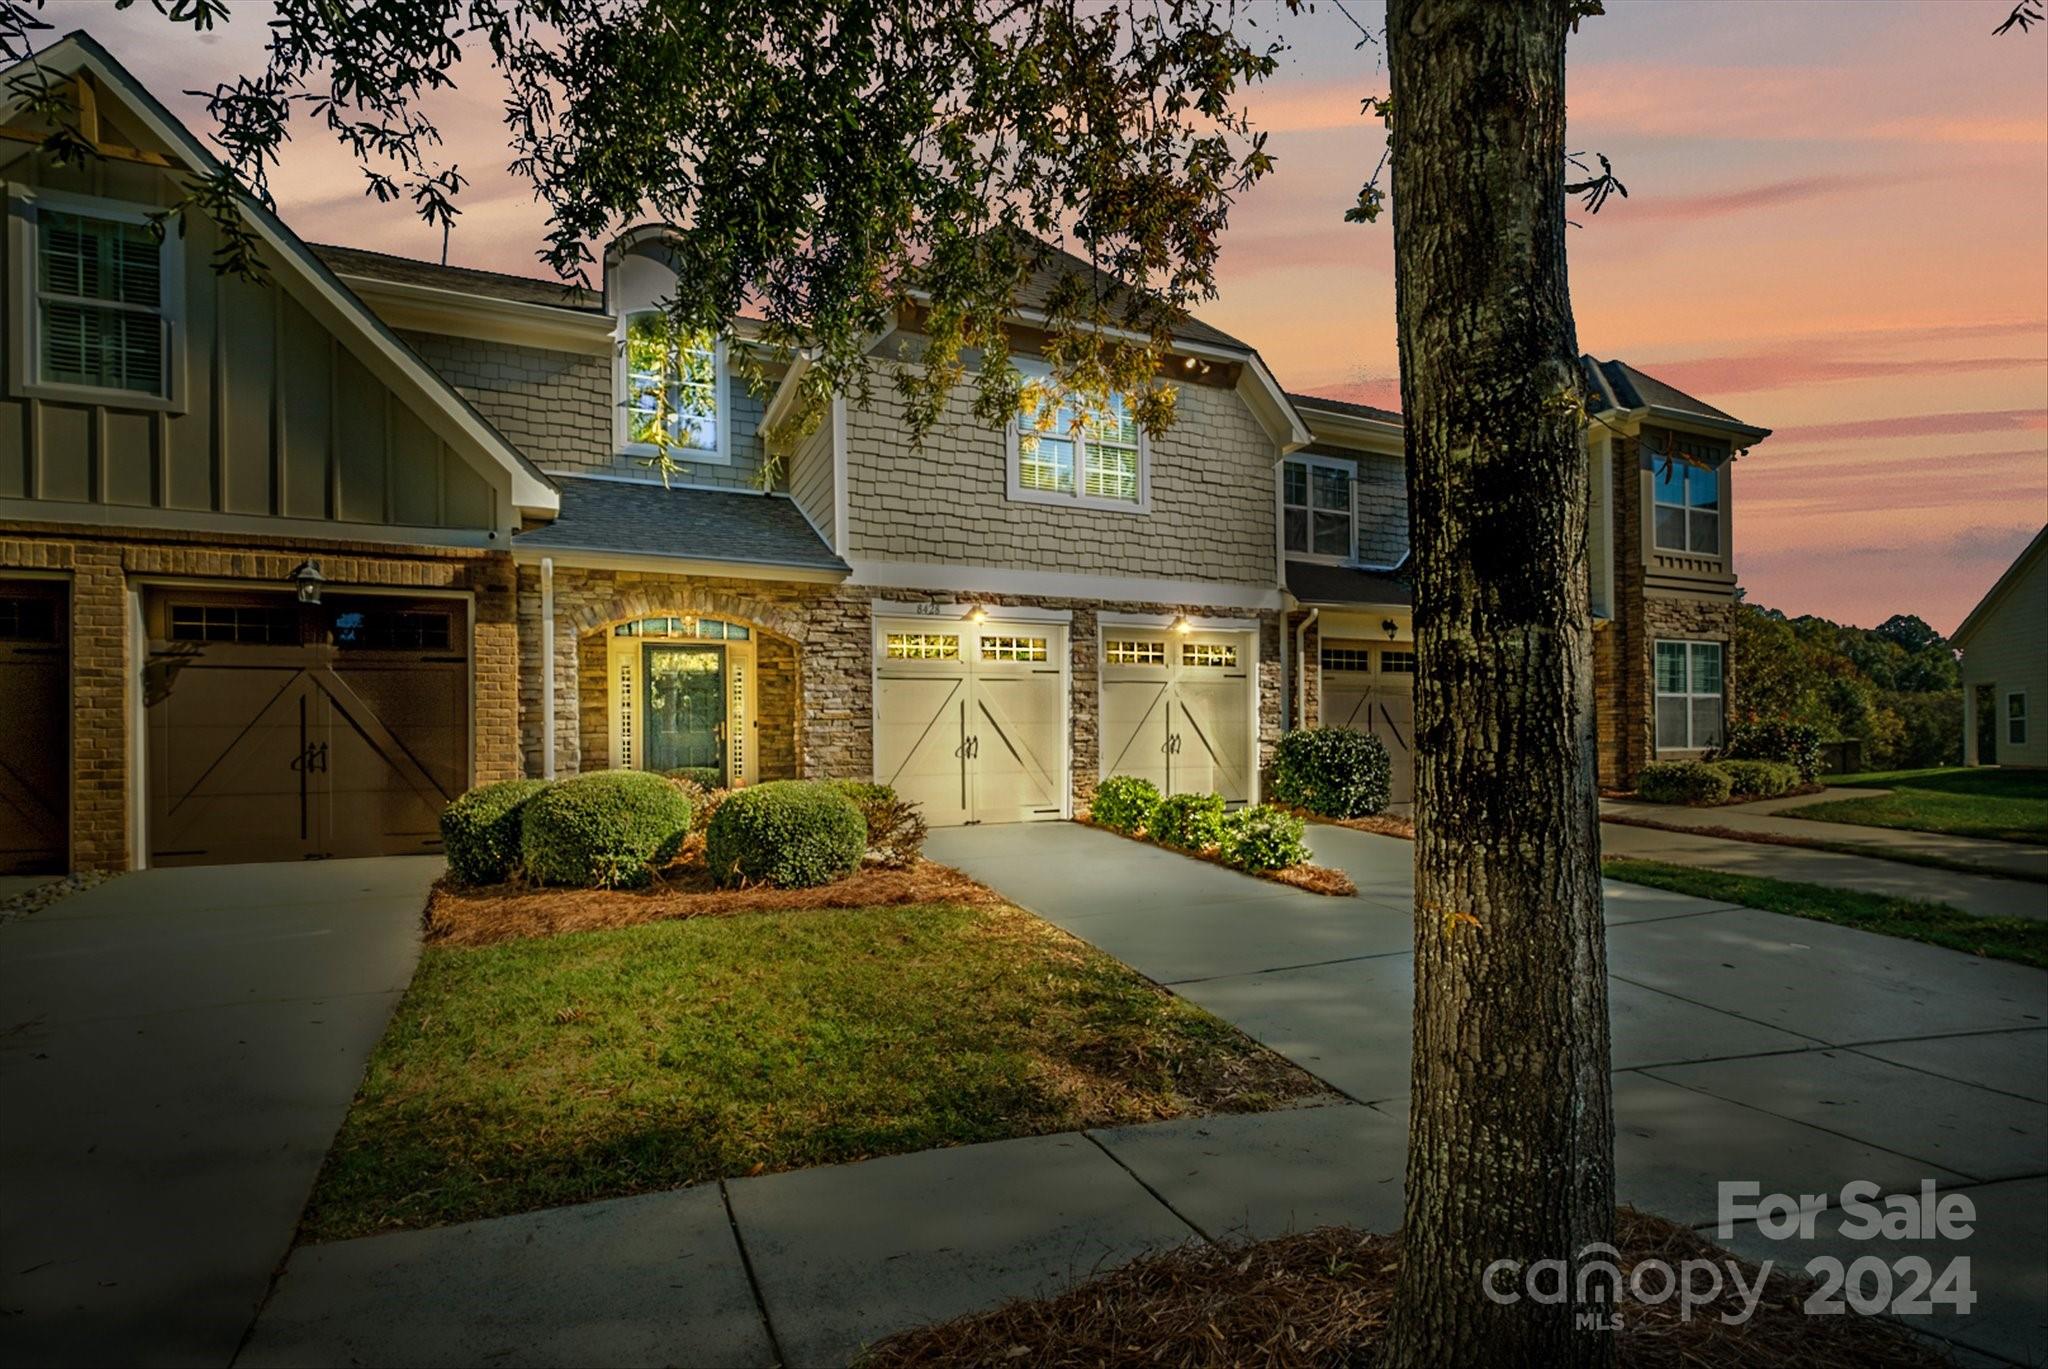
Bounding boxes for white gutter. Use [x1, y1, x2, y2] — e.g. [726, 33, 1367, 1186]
[1294, 607, 1319, 729]
[540, 557, 556, 780]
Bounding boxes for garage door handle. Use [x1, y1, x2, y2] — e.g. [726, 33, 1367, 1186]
[956, 735, 980, 759]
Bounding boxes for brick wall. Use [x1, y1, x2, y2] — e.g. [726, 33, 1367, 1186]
[0, 524, 519, 871]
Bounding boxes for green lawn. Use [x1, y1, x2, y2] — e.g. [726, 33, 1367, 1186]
[303, 901, 1325, 1241]
[1800, 767, 2048, 845]
[1603, 858, 2048, 969]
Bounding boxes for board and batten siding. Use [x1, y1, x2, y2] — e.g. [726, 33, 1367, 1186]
[0, 151, 500, 535]
[787, 413, 835, 548]
[845, 372, 1279, 585]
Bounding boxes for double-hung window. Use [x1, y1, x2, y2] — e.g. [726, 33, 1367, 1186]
[2009, 691, 2029, 747]
[31, 207, 168, 397]
[1284, 456, 1353, 559]
[1654, 639, 1724, 750]
[621, 310, 723, 461]
[1009, 378, 1146, 511]
[1652, 449, 1723, 555]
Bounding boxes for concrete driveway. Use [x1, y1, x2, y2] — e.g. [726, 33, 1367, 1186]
[0, 857, 437, 1368]
[927, 821, 2048, 1364]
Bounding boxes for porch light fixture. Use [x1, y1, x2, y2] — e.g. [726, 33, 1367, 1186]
[1382, 618, 1398, 639]
[1170, 614, 1194, 635]
[964, 604, 989, 624]
[289, 560, 327, 605]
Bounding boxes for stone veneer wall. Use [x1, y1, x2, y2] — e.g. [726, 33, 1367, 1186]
[520, 566, 1285, 803]
[0, 524, 520, 871]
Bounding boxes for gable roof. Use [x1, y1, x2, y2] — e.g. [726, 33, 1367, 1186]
[1288, 392, 1403, 426]
[1952, 524, 2048, 649]
[312, 243, 604, 314]
[1003, 233, 1252, 353]
[1583, 357, 1772, 445]
[3, 33, 559, 516]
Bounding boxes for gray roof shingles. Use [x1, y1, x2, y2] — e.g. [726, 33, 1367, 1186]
[513, 476, 849, 573]
[1285, 559, 1411, 607]
[312, 243, 605, 314]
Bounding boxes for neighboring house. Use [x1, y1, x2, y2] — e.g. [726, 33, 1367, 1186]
[1954, 525, 2047, 769]
[1281, 363, 1770, 803]
[0, 34, 1768, 875]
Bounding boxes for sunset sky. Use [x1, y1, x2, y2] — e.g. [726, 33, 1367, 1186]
[81, 0, 2048, 634]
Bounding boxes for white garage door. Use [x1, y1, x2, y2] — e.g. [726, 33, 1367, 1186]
[1320, 640, 1414, 806]
[873, 618, 1067, 826]
[1099, 626, 1256, 804]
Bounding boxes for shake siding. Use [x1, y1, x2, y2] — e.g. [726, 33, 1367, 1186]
[844, 374, 1277, 584]
[1354, 452, 1408, 566]
[787, 417, 836, 547]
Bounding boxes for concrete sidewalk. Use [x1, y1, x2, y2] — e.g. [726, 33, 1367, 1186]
[0, 857, 436, 1369]
[1604, 788, 2048, 882]
[1600, 818, 2048, 922]
[237, 825, 2048, 1367]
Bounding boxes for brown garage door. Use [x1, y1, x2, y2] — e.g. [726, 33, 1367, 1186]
[0, 580, 68, 875]
[146, 590, 470, 866]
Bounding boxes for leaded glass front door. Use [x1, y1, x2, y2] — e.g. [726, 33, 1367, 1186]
[643, 644, 726, 777]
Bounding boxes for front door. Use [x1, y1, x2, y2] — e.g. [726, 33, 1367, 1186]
[643, 644, 727, 777]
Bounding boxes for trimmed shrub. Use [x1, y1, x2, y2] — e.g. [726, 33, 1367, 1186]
[1218, 804, 1311, 872]
[693, 787, 731, 835]
[827, 779, 929, 869]
[1091, 775, 1162, 835]
[705, 780, 866, 888]
[1711, 758, 1800, 800]
[1716, 719, 1824, 782]
[1150, 791, 1228, 851]
[440, 779, 551, 885]
[520, 771, 694, 889]
[1635, 760, 1733, 806]
[664, 766, 726, 791]
[1270, 727, 1392, 818]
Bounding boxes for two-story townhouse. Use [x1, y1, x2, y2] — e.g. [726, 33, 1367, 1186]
[1280, 366, 1771, 801]
[0, 34, 1306, 873]
[0, 33, 1769, 876]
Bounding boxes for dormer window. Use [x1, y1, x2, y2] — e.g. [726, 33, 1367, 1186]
[619, 309, 725, 463]
[8, 190, 181, 407]
[1652, 450, 1722, 555]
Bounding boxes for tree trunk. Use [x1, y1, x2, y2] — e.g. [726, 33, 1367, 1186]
[1381, 1, 1615, 1365]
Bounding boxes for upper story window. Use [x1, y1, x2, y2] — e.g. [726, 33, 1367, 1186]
[8, 192, 181, 408]
[1284, 456, 1353, 560]
[1006, 370, 1148, 512]
[1652, 452, 1722, 555]
[619, 309, 726, 463]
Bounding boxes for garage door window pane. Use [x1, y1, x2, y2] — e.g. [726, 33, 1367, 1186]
[980, 636, 1048, 662]
[169, 604, 294, 643]
[0, 595, 58, 642]
[885, 633, 958, 660]
[1182, 643, 1238, 668]
[1379, 650, 1415, 674]
[332, 609, 452, 650]
[1321, 646, 1372, 672]
[1106, 639, 1165, 665]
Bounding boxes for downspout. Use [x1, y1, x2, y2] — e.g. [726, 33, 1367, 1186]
[1294, 607, 1318, 730]
[540, 557, 556, 780]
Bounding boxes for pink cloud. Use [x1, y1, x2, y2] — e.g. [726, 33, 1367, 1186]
[1770, 409, 2048, 444]
[1639, 351, 2045, 396]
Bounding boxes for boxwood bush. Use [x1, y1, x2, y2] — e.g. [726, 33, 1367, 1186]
[440, 778, 551, 885]
[1270, 726, 1392, 818]
[706, 780, 867, 888]
[826, 779, 928, 869]
[664, 765, 726, 791]
[1635, 760, 1733, 806]
[1090, 775, 1162, 835]
[1715, 720, 1824, 782]
[519, 771, 694, 889]
[1712, 758, 1801, 800]
[1150, 791, 1228, 851]
[1218, 804, 1310, 872]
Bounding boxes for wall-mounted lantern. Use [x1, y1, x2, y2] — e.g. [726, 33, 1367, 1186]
[290, 560, 327, 606]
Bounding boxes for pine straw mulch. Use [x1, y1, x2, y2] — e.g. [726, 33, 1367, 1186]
[860, 1208, 1948, 1369]
[1076, 817, 1357, 897]
[1302, 811, 1416, 841]
[424, 857, 1006, 948]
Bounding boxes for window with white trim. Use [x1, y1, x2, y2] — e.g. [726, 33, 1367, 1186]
[1007, 368, 1146, 510]
[620, 309, 723, 460]
[1283, 456, 1353, 559]
[2008, 691, 2028, 747]
[32, 208, 168, 396]
[1651, 449, 1723, 555]
[1654, 639, 1724, 750]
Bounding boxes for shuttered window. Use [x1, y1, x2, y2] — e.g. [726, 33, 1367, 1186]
[37, 210, 165, 395]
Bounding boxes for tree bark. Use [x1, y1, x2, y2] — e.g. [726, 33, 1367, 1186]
[1380, 1, 1615, 1365]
